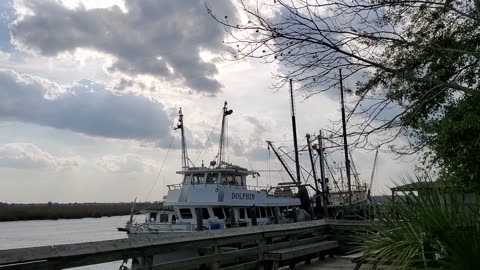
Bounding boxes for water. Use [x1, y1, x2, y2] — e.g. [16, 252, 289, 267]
[0, 215, 130, 269]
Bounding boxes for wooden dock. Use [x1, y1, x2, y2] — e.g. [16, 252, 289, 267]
[0, 220, 370, 270]
[277, 258, 367, 269]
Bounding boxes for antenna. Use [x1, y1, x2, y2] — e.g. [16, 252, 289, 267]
[174, 108, 188, 169]
[217, 101, 233, 166]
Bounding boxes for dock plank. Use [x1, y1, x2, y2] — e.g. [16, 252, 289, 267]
[279, 258, 369, 270]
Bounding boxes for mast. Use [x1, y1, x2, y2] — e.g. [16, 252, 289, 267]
[307, 133, 322, 217]
[306, 134, 319, 192]
[339, 69, 353, 205]
[217, 101, 233, 166]
[316, 130, 329, 216]
[174, 108, 188, 169]
[289, 79, 301, 183]
[368, 148, 379, 200]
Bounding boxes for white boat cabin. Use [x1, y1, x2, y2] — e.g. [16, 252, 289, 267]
[125, 165, 303, 233]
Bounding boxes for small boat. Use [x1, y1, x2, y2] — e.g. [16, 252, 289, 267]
[120, 102, 307, 235]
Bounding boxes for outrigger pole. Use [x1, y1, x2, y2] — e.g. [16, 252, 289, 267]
[174, 108, 189, 169]
[266, 141, 297, 183]
[339, 69, 353, 205]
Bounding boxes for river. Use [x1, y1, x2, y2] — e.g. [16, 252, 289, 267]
[0, 215, 131, 269]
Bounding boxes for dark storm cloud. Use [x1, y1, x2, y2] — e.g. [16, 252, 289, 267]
[10, 0, 238, 93]
[0, 69, 172, 142]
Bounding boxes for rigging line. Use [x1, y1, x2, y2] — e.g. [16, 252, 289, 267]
[278, 147, 311, 178]
[303, 154, 320, 186]
[325, 158, 344, 201]
[238, 139, 255, 172]
[144, 134, 176, 202]
[193, 111, 222, 165]
[226, 117, 229, 163]
[271, 156, 286, 183]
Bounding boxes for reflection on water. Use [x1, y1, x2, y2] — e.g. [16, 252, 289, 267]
[0, 215, 131, 270]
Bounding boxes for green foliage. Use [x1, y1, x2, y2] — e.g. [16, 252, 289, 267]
[418, 92, 480, 191]
[360, 177, 480, 269]
[215, 0, 480, 188]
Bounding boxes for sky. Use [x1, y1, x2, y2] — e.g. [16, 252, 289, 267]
[0, 0, 416, 203]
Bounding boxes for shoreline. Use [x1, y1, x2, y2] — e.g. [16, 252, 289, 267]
[0, 202, 159, 222]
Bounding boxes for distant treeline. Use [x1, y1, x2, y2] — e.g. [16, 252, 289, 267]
[0, 202, 162, 221]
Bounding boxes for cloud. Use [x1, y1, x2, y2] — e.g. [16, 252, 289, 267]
[0, 143, 79, 170]
[10, 0, 239, 94]
[0, 69, 173, 143]
[95, 154, 157, 174]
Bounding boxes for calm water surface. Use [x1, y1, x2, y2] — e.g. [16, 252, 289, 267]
[0, 215, 131, 270]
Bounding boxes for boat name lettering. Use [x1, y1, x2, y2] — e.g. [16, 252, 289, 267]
[232, 193, 255, 200]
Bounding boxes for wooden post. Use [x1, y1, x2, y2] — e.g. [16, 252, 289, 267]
[229, 208, 237, 227]
[141, 256, 153, 270]
[196, 208, 203, 231]
[211, 245, 220, 270]
[257, 238, 266, 270]
[273, 207, 280, 224]
[250, 207, 257, 226]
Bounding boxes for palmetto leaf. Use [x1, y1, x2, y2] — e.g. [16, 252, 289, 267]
[359, 175, 480, 269]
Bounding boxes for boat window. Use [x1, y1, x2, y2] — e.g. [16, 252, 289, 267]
[203, 208, 210, 218]
[179, 208, 193, 219]
[183, 174, 191, 185]
[267, 207, 273, 217]
[206, 173, 219, 184]
[235, 175, 243, 185]
[159, 213, 169, 222]
[255, 207, 261, 218]
[149, 212, 157, 222]
[260, 207, 267, 218]
[172, 215, 176, 223]
[195, 208, 210, 219]
[239, 208, 245, 219]
[224, 207, 231, 219]
[192, 173, 205, 184]
[212, 207, 225, 219]
[221, 174, 235, 185]
[221, 174, 227, 184]
[246, 208, 251, 218]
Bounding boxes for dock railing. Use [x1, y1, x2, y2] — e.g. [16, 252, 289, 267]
[0, 219, 371, 270]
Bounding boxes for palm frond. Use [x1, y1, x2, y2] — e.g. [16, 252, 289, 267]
[359, 175, 480, 269]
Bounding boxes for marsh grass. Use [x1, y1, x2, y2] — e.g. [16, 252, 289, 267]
[0, 202, 159, 221]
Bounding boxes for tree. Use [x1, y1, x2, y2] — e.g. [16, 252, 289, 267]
[209, 0, 479, 149]
[418, 91, 480, 190]
[209, 0, 480, 188]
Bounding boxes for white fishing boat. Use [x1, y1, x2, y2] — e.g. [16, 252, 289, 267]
[121, 102, 307, 235]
